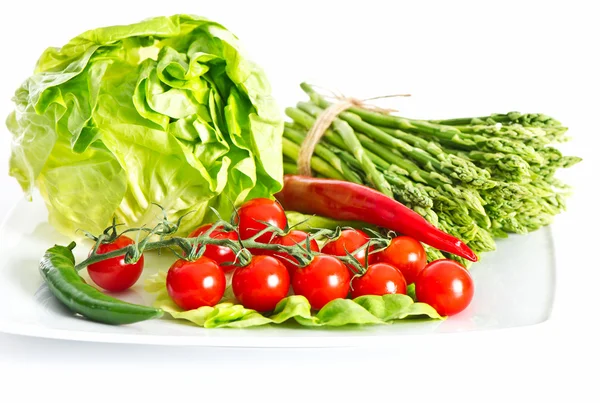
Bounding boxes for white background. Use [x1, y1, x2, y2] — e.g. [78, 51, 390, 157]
[0, 1, 599, 402]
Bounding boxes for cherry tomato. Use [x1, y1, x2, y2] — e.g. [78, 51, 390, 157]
[350, 263, 407, 298]
[234, 198, 287, 243]
[415, 259, 474, 316]
[189, 224, 239, 272]
[372, 236, 427, 285]
[321, 229, 373, 271]
[292, 255, 350, 310]
[166, 257, 226, 310]
[87, 236, 144, 292]
[269, 230, 319, 276]
[232, 255, 290, 312]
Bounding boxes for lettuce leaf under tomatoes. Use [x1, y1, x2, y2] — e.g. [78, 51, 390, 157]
[144, 271, 442, 328]
[7, 15, 283, 236]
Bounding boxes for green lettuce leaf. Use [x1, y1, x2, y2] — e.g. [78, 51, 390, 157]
[144, 271, 442, 328]
[7, 15, 283, 236]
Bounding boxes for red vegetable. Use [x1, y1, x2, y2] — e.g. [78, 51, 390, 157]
[350, 262, 407, 298]
[232, 255, 290, 312]
[292, 255, 350, 309]
[321, 229, 372, 268]
[268, 230, 319, 276]
[415, 259, 474, 316]
[87, 235, 144, 292]
[234, 198, 287, 243]
[275, 175, 477, 262]
[371, 236, 427, 285]
[166, 257, 226, 310]
[189, 224, 239, 272]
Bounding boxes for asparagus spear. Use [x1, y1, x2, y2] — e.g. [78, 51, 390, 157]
[283, 84, 580, 263]
[283, 126, 363, 184]
[335, 148, 436, 210]
[291, 104, 393, 197]
[287, 109, 490, 224]
[299, 101, 495, 187]
[284, 123, 495, 250]
[287, 107, 447, 187]
[441, 148, 532, 183]
[301, 83, 546, 165]
[354, 134, 489, 219]
[447, 124, 569, 148]
[281, 137, 345, 180]
[431, 112, 564, 128]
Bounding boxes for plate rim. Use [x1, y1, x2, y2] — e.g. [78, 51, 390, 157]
[0, 194, 556, 347]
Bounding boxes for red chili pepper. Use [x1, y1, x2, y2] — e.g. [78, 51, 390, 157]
[275, 175, 478, 262]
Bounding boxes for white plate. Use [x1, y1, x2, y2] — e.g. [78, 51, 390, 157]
[0, 195, 555, 347]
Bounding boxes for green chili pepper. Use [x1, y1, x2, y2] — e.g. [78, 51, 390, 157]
[39, 242, 163, 325]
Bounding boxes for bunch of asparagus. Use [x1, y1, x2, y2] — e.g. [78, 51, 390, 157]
[283, 83, 581, 265]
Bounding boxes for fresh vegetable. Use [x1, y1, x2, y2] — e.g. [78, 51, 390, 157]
[292, 255, 351, 309]
[269, 230, 319, 275]
[276, 175, 478, 262]
[372, 236, 427, 285]
[87, 235, 144, 292]
[39, 243, 163, 325]
[283, 83, 581, 265]
[235, 198, 287, 243]
[39, 202, 444, 327]
[7, 14, 283, 238]
[415, 259, 474, 316]
[189, 224, 239, 271]
[350, 262, 407, 298]
[232, 255, 290, 312]
[285, 211, 373, 232]
[282, 137, 347, 180]
[146, 272, 441, 328]
[11, 12, 580, 332]
[321, 229, 372, 267]
[166, 257, 226, 310]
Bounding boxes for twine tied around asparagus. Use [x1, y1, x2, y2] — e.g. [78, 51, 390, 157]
[297, 90, 411, 177]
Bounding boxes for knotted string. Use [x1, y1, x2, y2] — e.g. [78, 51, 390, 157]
[297, 89, 410, 176]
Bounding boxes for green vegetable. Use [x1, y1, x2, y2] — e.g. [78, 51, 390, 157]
[282, 138, 345, 180]
[285, 83, 581, 265]
[283, 126, 363, 184]
[285, 211, 375, 232]
[7, 14, 283, 237]
[319, 106, 393, 196]
[40, 243, 163, 325]
[145, 271, 441, 328]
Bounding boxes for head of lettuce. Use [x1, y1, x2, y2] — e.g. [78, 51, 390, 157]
[6, 15, 283, 237]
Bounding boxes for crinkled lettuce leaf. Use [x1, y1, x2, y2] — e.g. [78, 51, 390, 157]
[144, 271, 442, 328]
[7, 15, 282, 236]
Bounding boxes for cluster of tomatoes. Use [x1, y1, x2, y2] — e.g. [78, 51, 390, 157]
[86, 198, 475, 317]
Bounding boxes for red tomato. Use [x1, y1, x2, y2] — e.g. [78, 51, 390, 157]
[166, 257, 226, 310]
[87, 236, 144, 292]
[415, 259, 474, 316]
[234, 198, 287, 243]
[270, 230, 319, 276]
[189, 224, 239, 272]
[372, 236, 427, 285]
[321, 229, 373, 271]
[292, 255, 350, 310]
[232, 255, 290, 312]
[350, 263, 407, 298]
